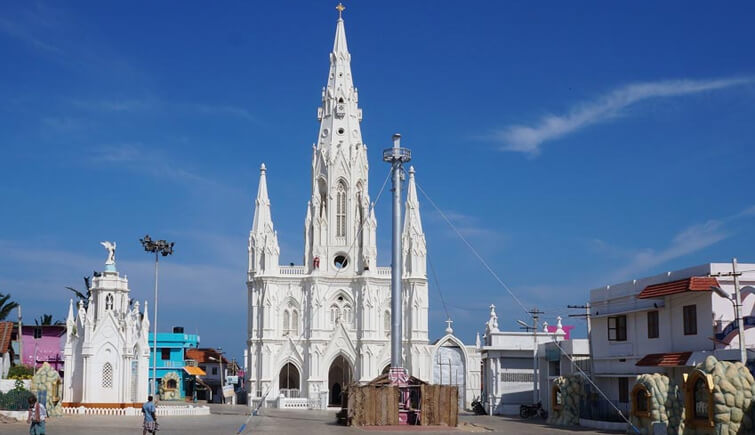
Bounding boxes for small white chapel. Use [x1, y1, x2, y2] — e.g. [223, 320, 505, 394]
[63, 242, 150, 406]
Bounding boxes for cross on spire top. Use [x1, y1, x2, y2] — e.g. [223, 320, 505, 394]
[336, 2, 345, 19]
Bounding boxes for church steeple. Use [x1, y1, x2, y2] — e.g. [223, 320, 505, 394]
[333, 4, 349, 55]
[306, 8, 374, 275]
[249, 163, 280, 275]
[402, 166, 426, 278]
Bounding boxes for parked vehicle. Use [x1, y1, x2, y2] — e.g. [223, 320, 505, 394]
[519, 402, 547, 419]
[471, 397, 486, 415]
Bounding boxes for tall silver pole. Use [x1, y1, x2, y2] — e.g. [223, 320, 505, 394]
[391, 143, 402, 369]
[532, 315, 538, 404]
[383, 133, 411, 370]
[733, 258, 746, 364]
[153, 253, 159, 396]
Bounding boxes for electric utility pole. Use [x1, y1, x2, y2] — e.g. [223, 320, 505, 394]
[568, 304, 593, 376]
[711, 259, 747, 364]
[529, 308, 544, 404]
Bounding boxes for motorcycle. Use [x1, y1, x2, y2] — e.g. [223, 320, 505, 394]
[471, 397, 486, 415]
[519, 402, 547, 419]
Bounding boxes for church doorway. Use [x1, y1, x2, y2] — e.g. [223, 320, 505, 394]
[328, 355, 352, 406]
[381, 365, 391, 375]
[279, 363, 300, 398]
[433, 342, 466, 409]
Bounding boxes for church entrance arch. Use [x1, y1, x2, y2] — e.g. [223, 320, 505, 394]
[328, 355, 352, 406]
[278, 363, 300, 398]
[433, 341, 466, 409]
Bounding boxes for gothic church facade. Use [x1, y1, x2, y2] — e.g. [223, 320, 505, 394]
[245, 12, 438, 407]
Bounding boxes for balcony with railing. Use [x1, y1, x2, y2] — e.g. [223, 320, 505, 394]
[279, 265, 307, 276]
[376, 267, 391, 277]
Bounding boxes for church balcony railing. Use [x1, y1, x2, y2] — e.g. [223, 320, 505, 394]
[279, 265, 306, 276]
[376, 267, 391, 277]
[280, 388, 300, 398]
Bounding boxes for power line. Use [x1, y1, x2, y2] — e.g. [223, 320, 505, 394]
[415, 181, 639, 433]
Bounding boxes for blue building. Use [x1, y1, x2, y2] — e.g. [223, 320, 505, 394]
[148, 327, 201, 400]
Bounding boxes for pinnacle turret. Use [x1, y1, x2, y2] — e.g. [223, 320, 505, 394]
[249, 163, 280, 275]
[402, 166, 426, 278]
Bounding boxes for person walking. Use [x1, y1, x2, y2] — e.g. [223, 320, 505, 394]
[27, 395, 46, 435]
[142, 395, 158, 434]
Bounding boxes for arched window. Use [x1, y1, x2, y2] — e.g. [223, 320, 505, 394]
[356, 184, 365, 247]
[631, 384, 650, 417]
[102, 362, 113, 388]
[283, 310, 290, 332]
[167, 379, 177, 389]
[106, 294, 114, 310]
[336, 181, 347, 237]
[685, 370, 714, 428]
[384, 310, 391, 336]
[331, 305, 340, 325]
[292, 310, 299, 334]
[343, 305, 352, 324]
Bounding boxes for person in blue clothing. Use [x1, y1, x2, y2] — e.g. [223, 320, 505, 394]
[142, 396, 158, 434]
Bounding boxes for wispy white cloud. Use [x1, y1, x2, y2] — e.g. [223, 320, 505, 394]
[492, 76, 753, 156]
[0, 16, 64, 55]
[603, 205, 755, 280]
[72, 98, 258, 123]
[429, 210, 504, 240]
[90, 143, 229, 191]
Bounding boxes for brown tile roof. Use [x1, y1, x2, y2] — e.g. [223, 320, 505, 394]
[0, 322, 14, 354]
[637, 277, 719, 299]
[185, 348, 229, 364]
[636, 352, 693, 367]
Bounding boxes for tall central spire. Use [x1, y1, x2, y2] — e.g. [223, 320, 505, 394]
[305, 7, 375, 274]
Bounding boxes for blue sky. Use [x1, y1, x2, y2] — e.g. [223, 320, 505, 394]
[1, 1, 754, 362]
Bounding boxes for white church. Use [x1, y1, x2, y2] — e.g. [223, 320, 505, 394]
[246, 8, 481, 408]
[63, 243, 151, 406]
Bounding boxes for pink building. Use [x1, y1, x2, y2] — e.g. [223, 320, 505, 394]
[16, 325, 66, 373]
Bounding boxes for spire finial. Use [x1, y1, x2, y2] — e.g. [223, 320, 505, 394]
[336, 2, 345, 20]
[445, 318, 454, 334]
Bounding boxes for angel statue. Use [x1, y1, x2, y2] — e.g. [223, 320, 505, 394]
[100, 241, 116, 265]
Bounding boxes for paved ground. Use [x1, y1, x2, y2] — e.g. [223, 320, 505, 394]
[1, 408, 623, 434]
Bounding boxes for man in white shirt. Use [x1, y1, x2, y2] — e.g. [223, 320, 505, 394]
[27, 395, 47, 435]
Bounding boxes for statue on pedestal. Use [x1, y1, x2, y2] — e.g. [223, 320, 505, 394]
[100, 241, 116, 265]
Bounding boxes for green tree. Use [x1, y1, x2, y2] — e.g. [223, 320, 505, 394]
[34, 314, 63, 326]
[65, 275, 92, 309]
[0, 293, 19, 321]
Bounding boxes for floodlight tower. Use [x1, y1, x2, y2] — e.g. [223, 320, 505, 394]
[383, 133, 411, 372]
[140, 234, 175, 396]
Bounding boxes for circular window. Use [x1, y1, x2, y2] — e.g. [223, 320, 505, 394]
[322, 128, 329, 137]
[334, 254, 349, 269]
[337, 128, 345, 135]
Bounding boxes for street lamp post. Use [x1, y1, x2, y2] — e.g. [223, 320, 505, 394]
[140, 235, 174, 397]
